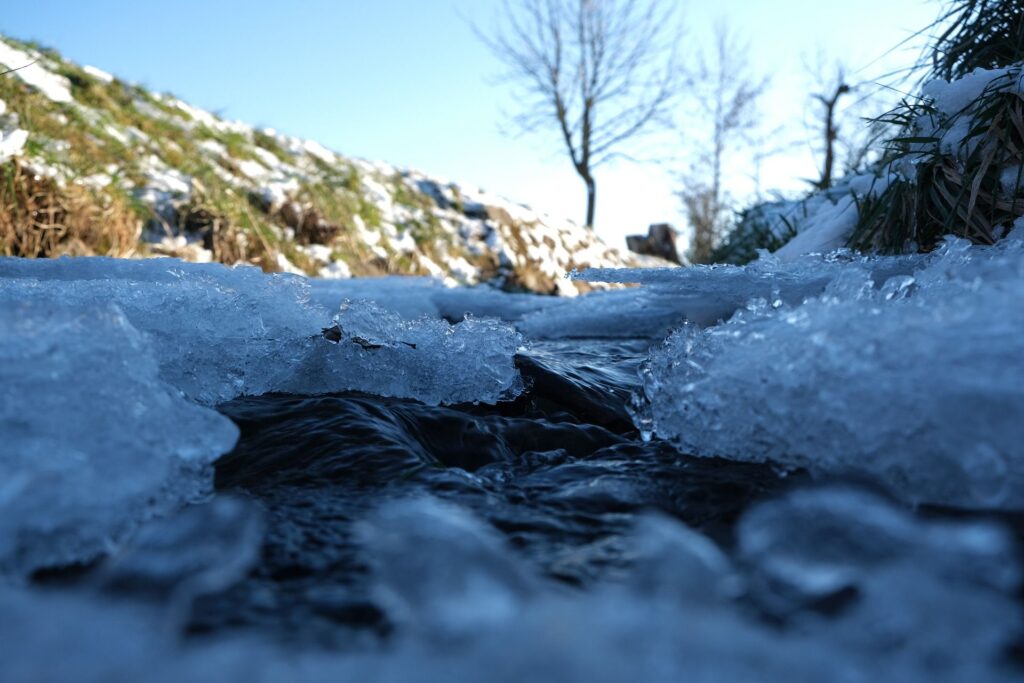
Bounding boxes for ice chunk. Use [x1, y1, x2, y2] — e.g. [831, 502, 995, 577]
[289, 302, 523, 405]
[624, 513, 738, 603]
[740, 487, 1019, 605]
[739, 487, 1022, 676]
[0, 257, 522, 406]
[96, 496, 264, 602]
[1, 491, 1020, 681]
[0, 300, 238, 575]
[358, 498, 538, 636]
[636, 237, 1024, 508]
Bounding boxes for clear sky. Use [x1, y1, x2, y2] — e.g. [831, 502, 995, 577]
[0, 1, 939, 248]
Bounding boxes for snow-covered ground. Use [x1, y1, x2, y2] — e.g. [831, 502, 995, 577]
[0, 35, 647, 293]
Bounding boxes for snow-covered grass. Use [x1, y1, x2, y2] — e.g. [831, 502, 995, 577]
[0, 34, 640, 293]
[715, 61, 1024, 263]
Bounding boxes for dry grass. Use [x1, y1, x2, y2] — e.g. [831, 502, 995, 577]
[928, 0, 1024, 82]
[850, 73, 1024, 252]
[0, 161, 141, 258]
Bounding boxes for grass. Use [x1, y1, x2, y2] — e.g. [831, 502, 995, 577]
[0, 160, 140, 258]
[0, 34, 480, 280]
[848, 68, 1024, 252]
[927, 0, 1024, 82]
[711, 205, 799, 265]
[253, 130, 292, 164]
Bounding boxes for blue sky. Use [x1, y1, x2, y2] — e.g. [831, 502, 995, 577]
[1, 1, 938, 247]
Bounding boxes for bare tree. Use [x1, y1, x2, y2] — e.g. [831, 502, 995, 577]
[479, 0, 681, 229]
[813, 71, 851, 189]
[802, 54, 890, 189]
[679, 24, 768, 263]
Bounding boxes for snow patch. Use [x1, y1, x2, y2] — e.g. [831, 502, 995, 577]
[0, 39, 74, 103]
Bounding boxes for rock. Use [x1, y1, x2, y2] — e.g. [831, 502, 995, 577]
[626, 223, 681, 264]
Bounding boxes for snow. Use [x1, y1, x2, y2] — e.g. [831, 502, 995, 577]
[82, 64, 114, 83]
[5, 31, 641, 293]
[0, 256, 522, 406]
[238, 158, 270, 181]
[0, 39, 74, 103]
[754, 65, 1024, 259]
[773, 194, 859, 259]
[634, 235, 1024, 508]
[0, 127, 28, 161]
[302, 139, 337, 165]
[0, 299, 238, 576]
[3, 38, 1022, 681]
[922, 66, 1015, 117]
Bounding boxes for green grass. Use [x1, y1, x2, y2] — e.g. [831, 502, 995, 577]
[0, 34, 465, 278]
[253, 130, 293, 164]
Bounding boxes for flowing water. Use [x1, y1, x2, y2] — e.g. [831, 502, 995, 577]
[190, 339, 792, 644]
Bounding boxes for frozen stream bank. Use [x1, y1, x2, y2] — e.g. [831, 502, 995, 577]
[2, 234, 1024, 681]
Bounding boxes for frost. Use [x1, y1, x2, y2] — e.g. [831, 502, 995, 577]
[0, 300, 238, 575]
[636, 237, 1024, 508]
[0, 256, 522, 406]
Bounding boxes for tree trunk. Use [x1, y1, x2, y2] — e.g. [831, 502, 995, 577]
[817, 83, 850, 190]
[584, 175, 596, 229]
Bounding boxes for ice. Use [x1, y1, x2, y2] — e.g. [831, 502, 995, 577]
[739, 487, 1022, 678]
[635, 236, 1024, 508]
[0, 299, 238, 576]
[358, 498, 539, 637]
[95, 496, 264, 602]
[623, 513, 739, 603]
[433, 286, 561, 324]
[308, 276, 443, 319]
[0, 257, 522, 406]
[550, 250, 924, 339]
[290, 301, 523, 406]
[3, 490, 1020, 681]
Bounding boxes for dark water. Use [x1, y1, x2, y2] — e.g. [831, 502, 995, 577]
[193, 339, 793, 645]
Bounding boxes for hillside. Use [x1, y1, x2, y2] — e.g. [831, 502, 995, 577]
[0, 35, 645, 295]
